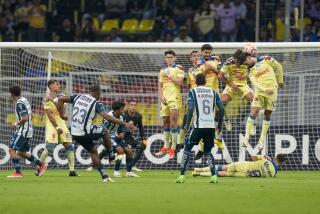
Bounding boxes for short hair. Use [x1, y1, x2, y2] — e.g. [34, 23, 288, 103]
[190, 50, 199, 56]
[164, 50, 176, 56]
[233, 49, 250, 65]
[128, 99, 137, 104]
[89, 84, 100, 93]
[201, 44, 213, 51]
[195, 73, 206, 86]
[47, 79, 59, 89]
[112, 100, 126, 111]
[9, 85, 21, 96]
[276, 154, 286, 165]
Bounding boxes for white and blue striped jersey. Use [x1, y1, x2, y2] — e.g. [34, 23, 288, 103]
[185, 86, 224, 129]
[15, 97, 33, 138]
[70, 94, 105, 136]
[103, 111, 123, 138]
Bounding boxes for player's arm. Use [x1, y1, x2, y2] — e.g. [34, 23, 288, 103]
[203, 62, 219, 75]
[159, 71, 167, 104]
[168, 68, 184, 86]
[184, 90, 195, 130]
[248, 72, 271, 94]
[137, 114, 145, 140]
[214, 93, 224, 130]
[11, 103, 28, 129]
[57, 95, 74, 116]
[269, 57, 284, 87]
[218, 65, 240, 91]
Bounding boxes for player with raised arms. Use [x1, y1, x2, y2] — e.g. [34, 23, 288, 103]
[156, 50, 184, 159]
[192, 154, 286, 178]
[233, 49, 284, 151]
[58, 85, 136, 182]
[7, 86, 47, 178]
[176, 73, 224, 184]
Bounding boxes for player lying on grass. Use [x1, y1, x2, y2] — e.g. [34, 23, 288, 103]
[7, 86, 47, 178]
[192, 154, 286, 178]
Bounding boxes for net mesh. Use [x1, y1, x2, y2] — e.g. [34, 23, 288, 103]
[0, 44, 319, 171]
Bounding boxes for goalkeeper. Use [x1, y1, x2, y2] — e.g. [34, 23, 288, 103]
[192, 154, 285, 178]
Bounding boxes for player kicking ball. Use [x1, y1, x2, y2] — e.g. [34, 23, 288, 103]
[176, 74, 224, 184]
[7, 86, 47, 178]
[192, 154, 285, 178]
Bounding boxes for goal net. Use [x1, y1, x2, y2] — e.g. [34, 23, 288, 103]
[0, 43, 319, 171]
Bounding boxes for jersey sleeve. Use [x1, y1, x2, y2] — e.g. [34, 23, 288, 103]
[159, 70, 164, 83]
[43, 100, 53, 110]
[177, 66, 185, 78]
[69, 94, 79, 104]
[268, 57, 284, 84]
[214, 92, 224, 130]
[95, 101, 106, 114]
[184, 90, 195, 129]
[16, 102, 28, 117]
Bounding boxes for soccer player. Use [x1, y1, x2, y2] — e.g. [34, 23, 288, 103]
[7, 86, 47, 178]
[39, 80, 78, 176]
[233, 49, 284, 151]
[156, 50, 184, 159]
[122, 100, 147, 172]
[192, 154, 286, 178]
[58, 85, 136, 182]
[176, 74, 224, 184]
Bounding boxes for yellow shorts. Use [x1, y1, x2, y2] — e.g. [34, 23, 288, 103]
[228, 162, 248, 173]
[45, 124, 72, 144]
[251, 92, 277, 111]
[222, 85, 253, 99]
[160, 99, 181, 117]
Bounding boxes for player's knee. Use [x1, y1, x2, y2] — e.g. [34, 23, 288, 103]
[65, 143, 74, 152]
[46, 143, 55, 155]
[264, 114, 271, 121]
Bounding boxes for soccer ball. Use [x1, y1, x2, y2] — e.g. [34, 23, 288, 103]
[243, 43, 258, 56]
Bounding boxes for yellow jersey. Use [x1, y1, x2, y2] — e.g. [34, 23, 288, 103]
[249, 56, 283, 97]
[159, 64, 184, 102]
[187, 65, 201, 89]
[245, 155, 277, 177]
[43, 98, 67, 130]
[197, 56, 221, 91]
[221, 57, 248, 86]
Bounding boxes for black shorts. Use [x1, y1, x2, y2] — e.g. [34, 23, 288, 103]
[186, 128, 215, 153]
[73, 134, 102, 152]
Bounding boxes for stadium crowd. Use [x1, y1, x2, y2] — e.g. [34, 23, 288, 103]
[0, 0, 319, 42]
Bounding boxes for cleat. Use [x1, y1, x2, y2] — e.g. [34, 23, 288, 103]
[155, 147, 170, 157]
[69, 171, 79, 177]
[132, 167, 143, 172]
[126, 172, 140, 177]
[209, 175, 218, 183]
[192, 171, 200, 177]
[102, 176, 114, 183]
[37, 162, 47, 177]
[194, 151, 204, 160]
[113, 171, 122, 177]
[86, 166, 94, 171]
[168, 149, 175, 159]
[7, 172, 23, 178]
[250, 123, 257, 136]
[224, 120, 232, 131]
[176, 175, 185, 183]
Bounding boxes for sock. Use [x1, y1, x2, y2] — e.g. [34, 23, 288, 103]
[171, 128, 179, 150]
[163, 128, 171, 148]
[245, 115, 256, 142]
[198, 140, 204, 152]
[65, 144, 75, 171]
[96, 165, 106, 178]
[39, 148, 48, 162]
[177, 128, 186, 145]
[215, 165, 223, 171]
[114, 160, 121, 171]
[27, 155, 42, 166]
[258, 119, 271, 149]
[208, 153, 216, 176]
[12, 158, 21, 173]
[132, 148, 143, 167]
[126, 158, 133, 172]
[180, 150, 190, 175]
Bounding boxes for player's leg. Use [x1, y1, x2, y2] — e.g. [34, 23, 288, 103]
[131, 138, 146, 171]
[203, 129, 218, 183]
[40, 126, 58, 162]
[8, 134, 23, 177]
[169, 108, 179, 159]
[194, 140, 204, 160]
[113, 144, 124, 177]
[63, 142, 78, 176]
[124, 146, 139, 177]
[176, 114, 186, 152]
[156, 115, 171, 156]
[244, 91, 256, 136]
[221, 90, 233, 131]
[101, 129, 116, 161]
[258, 109, 273, 151]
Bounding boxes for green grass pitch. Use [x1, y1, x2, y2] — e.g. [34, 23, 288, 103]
[1, 170, 320, 214]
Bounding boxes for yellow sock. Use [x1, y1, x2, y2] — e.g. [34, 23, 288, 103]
[39, 148, 48, 162]
[245, 117, 255, 143]
[258, 120, 271, 149]
[67, 151, 75, 171]
[163, 128, 171, 148]
[171, 128, 179, 150]
[198, 140, 204, 152]
[177, 128, 186, 145]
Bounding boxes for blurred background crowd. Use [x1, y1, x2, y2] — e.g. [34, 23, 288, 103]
[0, 0, 319, 42]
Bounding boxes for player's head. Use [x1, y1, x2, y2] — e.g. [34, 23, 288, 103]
[275, 154, 286, 166]
[127, 99, 137, 113]
[9, 85, 21, 98]
[112, 100, 126, 116]
[89, 84, 101, 99]
[233, 49, 256, 66]
[164, 50, 176, 66]
[195, 73, 206, 86]
[243, 43, 258, 57]
[201, 44, 213, 61]
[190, 50, 200, 65]
[47, 79, 60, 92]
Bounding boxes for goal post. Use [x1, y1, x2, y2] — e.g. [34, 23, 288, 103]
[0, 42, 319, 171]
